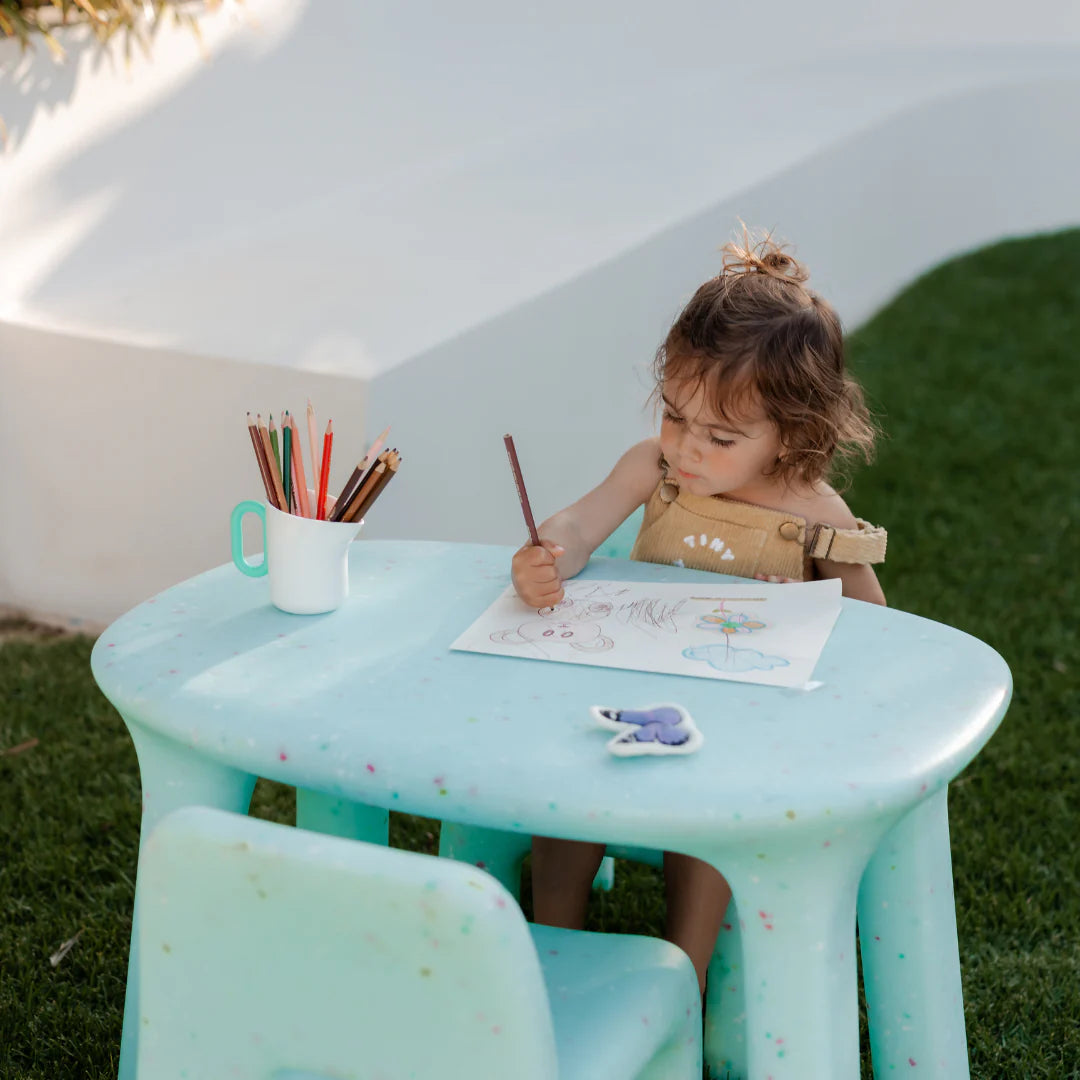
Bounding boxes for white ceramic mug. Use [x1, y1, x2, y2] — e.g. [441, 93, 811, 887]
[230, 490, 363, 614]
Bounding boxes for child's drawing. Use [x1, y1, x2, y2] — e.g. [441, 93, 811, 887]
[490, 596, 614, 656]
[683, 600, 787, 673]
[682, 643, 790, 674]
[452, 578, 843, 689]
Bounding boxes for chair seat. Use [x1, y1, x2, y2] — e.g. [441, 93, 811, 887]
[532, 924, 700, 1080]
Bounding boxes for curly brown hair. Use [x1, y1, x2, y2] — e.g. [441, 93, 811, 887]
[652, 229, 877, 490]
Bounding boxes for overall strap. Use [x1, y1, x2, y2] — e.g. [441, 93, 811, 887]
[806, 519, 887, 564]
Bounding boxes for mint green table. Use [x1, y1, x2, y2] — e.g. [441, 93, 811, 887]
[91, 541, 1011, 1080]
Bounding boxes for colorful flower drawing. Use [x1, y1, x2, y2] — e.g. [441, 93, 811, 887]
[696, 610, 767, 635]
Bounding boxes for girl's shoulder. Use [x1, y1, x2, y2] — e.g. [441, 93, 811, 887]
[773, 481, 859, 530]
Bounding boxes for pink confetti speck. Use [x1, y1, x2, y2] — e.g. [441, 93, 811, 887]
[776, 1037, 784, 1044]
[908, 1059, 917, 1067]
[491, 1026, 501, 1035]
[846, 782, 859, 790]
[495, 898, 506, 909]
[433, 775, 445, 786]
[874, 935, 880, 941]
[168, 669, 178, 675]
[366, 764, 376, 773]
[641, 1016, 649, 1026]
[476, 861, 486, 869]
[548, 949, 558, 955]
[823, 840, 831, 847]
[279, 752, 288, 761]
[107, 643, 115, 648]
[920, 783, 928, 792]
[722, 923, 732, 931]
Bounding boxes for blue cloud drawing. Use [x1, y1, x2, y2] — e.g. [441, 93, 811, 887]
[682, 643, 790, 673]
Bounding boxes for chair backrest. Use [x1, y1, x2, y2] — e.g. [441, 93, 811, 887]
[136, 806, 559, 1080]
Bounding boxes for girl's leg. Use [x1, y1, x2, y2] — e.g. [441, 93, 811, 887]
[664, 851, 732, 993]
[531, 836, 606, 929]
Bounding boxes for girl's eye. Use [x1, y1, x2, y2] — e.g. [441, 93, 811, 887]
[662, 410, 684, 424]
[710, 436, 736, 448]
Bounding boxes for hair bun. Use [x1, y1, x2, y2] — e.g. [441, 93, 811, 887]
[720, 228, 809, 285]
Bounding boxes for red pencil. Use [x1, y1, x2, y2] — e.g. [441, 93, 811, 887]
[316, 420, 333, 520]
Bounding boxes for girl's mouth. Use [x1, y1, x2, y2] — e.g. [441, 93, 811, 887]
[677, 468, 700, 480]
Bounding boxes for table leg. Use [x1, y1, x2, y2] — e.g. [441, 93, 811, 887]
[705, 832, 881, 1080]
[438, 822, 532, 897]
[704, 895, 746, 1079]
[118, 719, 258, 1080]
[857, 787, 969, 1079]
[296, 788, 388, 843]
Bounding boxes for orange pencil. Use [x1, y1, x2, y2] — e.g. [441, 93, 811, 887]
[316, 419, 333, 520]
[289, 413, 312, 517]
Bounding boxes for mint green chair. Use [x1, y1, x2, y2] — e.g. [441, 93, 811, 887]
[136, 805, 701, 1080]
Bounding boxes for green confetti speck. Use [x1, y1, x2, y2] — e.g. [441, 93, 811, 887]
[898, 952, 905, 959]
[439, 788, 447, 796]
[785, 809, 796, 820]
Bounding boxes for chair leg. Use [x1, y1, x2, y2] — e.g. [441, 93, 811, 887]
[296, 789, 388, 843]
[858, 786, 969, 1079]
[438, 822, 532, 898]
[119, 719, 258, 1080]
[635, 992, 703, 1080]
[704, 896, 746, 1079]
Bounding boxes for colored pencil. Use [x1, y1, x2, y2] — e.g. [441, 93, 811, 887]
[289, 413, 312, 517]
[258, 414, 287, 511]
[351, 450, 400, 522]
[269, 414, 281, 477]
[503, 434, 540, 546]
[359, 424, 391, 474]
[282, 417, 293, 512]
[306, 400, 320, 509]
[328, 453, 378, 522]
[338, 452, 388, 523]
[317, 420, 333, 520]
[328, 426, 392, 522]
[246, 412, 276, 505]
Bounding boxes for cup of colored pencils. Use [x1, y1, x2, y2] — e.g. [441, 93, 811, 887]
[229, 405, 401, 614]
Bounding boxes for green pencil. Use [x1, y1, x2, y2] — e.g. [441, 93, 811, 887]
[282, 417, 293, 512]
[269, 414, 281, 479]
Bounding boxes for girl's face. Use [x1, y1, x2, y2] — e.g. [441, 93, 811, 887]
[659, 378, 785, 501]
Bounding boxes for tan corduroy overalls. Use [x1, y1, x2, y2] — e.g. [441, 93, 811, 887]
[629, 477, 887, 581]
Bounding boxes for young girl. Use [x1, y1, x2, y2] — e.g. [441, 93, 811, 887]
[511, 231, 888, 993]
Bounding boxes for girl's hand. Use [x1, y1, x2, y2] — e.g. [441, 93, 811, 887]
[755, 573, 796, 584]
[512, 540, 566, 608]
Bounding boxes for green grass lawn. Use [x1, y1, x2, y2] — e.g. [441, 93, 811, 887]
[2, 228, 1079, 1079]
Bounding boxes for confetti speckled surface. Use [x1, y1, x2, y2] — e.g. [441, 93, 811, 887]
[92, 541, 1011, 1080]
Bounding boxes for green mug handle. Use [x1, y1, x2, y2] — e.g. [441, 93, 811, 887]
[231, 500, 268, 578]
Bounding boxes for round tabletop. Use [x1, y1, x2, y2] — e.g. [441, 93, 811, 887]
[91, 541, 1011, 850]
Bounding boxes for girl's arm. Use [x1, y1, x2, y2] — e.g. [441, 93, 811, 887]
[805, 490, 887, 606]
[511, 438, 662, 605]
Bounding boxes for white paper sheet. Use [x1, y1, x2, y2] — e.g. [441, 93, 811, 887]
[451, 578, 843, 689]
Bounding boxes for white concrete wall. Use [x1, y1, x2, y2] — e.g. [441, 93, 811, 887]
[2, 1, 1079, 627]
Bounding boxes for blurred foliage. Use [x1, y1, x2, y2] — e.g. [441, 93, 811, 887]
[0, 1, 225, 60]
